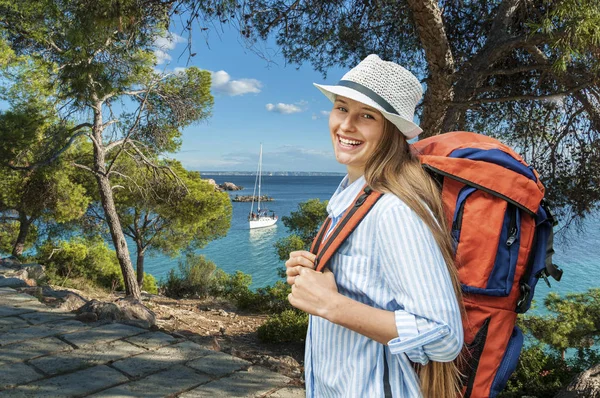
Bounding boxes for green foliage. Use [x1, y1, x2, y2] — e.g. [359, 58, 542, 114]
[522, 289, 600, 356]
[161, 253, 217, 298]
[35, 236, 123, 290]
[533, 0, 600, 73]
[274, 198, 327, 261]
[500, 344, 600, 398]
[142, 273, 158, 294]
[281, 198, 328, 243]
[257, 309, 308, 343]
[0, 222, 38, 256]
[210, 269, 253, 303]
[274, 234, 306, 262]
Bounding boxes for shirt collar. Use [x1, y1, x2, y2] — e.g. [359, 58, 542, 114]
[327, 174, 367, 218]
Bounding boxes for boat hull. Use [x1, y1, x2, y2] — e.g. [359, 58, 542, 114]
[249, 217, 278, 229]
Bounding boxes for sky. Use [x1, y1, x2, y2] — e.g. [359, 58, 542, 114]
[155, 25, 350, 173]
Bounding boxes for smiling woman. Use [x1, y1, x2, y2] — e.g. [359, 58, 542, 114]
[328, 96, 386, 182]
[284, 55, 464, 398]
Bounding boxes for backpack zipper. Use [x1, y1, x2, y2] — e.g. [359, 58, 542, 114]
[423, 164, 536, 216]
[506, 205, 518, 246]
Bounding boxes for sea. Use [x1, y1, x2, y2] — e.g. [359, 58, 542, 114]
[143, 174, 600, 311]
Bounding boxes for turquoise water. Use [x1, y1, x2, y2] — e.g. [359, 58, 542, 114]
[142, 175, 600, 306]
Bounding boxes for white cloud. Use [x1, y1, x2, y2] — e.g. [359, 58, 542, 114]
[265, 103, 303, 114]
[153, 32, 186, 65]
[174, 67, 187, 74]
[320, 110, 330, 116]
[311, 114, 318, 120]
[210, 70, 262, 96]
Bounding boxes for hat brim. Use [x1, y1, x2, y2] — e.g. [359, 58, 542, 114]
[313, 83, 422, 139]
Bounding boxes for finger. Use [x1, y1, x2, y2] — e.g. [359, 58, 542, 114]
[289, 251, 317, 262]
[322, 267, 333, 274]
[286, 275, 296, 286]
[286, 256, 315, 269]
[286, 266, 302, 277]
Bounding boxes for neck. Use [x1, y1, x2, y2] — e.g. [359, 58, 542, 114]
[347, 166, 364, 184]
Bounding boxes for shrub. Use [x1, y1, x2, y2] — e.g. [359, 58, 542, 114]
[142, 272, 158, 294]
[161, 253, 216, 298]
[499, 344, 600, 398]
[257, 309, 308, 343]
[35, 236, 123, 290]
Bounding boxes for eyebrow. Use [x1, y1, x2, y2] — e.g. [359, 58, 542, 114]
[334, 98, 378, 113]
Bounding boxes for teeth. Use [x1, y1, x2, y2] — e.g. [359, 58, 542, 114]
[339, 136, 362, 146]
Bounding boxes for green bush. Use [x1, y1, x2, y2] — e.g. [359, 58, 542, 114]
[142, 272, 158, 294]
[161, 253, 217, 298]
[36, 236, 123, 290]
[257, 309, 308, 343]
[499, 344, 600, 398]
[35, 236, 158, 293]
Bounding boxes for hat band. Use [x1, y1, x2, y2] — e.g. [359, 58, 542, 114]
[338, 80, 398, 116]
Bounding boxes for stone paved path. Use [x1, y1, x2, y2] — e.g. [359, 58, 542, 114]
[0, 287, 305, 397]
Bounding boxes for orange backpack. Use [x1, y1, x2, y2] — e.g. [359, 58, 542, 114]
[310, 132, 562, 397]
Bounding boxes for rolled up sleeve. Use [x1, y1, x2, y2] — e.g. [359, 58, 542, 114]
[376, 202, 463, 365]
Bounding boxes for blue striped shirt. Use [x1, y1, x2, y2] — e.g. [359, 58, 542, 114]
[305, 175, 463, 397]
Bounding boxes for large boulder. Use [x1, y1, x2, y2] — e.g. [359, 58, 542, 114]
[555, 364, 600, 398]
[220, 182, 243, 191]
[75, 298, 156, 328]
[0, 258, 45, 285]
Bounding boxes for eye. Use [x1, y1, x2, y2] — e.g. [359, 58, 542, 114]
[336, 106, 348, 112]
[363, 113, 375, 120]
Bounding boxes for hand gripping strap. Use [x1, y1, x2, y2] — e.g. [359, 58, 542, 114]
[310, 185, 383, 272]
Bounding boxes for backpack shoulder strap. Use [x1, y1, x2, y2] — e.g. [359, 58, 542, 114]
[311, 185, 383, 272]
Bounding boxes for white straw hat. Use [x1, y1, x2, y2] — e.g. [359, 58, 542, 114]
[314, 54, 423, 139]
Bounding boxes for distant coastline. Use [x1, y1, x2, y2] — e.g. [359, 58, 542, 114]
[200, 171, 346, 176]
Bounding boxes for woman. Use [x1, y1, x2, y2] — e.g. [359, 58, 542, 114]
[285, 55, 464, 398]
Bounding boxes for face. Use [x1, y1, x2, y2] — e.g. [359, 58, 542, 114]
[329, 96, 385, 181]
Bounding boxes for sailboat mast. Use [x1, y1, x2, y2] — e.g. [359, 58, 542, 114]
[257, 144, 262, 211]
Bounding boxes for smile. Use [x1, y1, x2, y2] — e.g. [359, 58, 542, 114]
[337, 134, 364, 148]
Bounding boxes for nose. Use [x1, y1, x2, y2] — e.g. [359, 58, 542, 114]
[340, 113, 357, 133]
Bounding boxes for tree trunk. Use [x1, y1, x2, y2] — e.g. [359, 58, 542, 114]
[136, 242, 145, 288]
[406, 0, 456, 137]
[12, 213, 31, 257]
[91, 104, 141, 299]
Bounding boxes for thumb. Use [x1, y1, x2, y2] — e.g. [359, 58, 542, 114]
[322, 267, 333, 274]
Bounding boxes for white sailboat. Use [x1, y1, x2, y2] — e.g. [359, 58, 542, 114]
[248, 145, 277, 229]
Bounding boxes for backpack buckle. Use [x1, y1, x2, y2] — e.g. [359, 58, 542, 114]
[516, 283, 531, 313]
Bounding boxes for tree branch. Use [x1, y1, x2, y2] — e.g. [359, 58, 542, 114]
[7, 129, 89, 171]
[455, 82, 592, 105]
[485, 64, 552, 76]
[72, 162, 94, 173]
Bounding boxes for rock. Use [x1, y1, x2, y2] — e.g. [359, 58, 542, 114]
[0, 256, 20, 268]
[218, 309, 228, 317]
[74, 298, 156, 327]
[114, 297, 156, 326]
[21, 263, 45, 280]
[255, 355, 302, 379]
[220, 182, 243, 191]
[206, 178, 219, 189]
[555, 363, 600, 398]
[76, 300, 122, 321]
[75, 311, 98, 323]
[0, 277, 27, 288]
[58, 292, 89, 312]
[232, 194, 274, 202]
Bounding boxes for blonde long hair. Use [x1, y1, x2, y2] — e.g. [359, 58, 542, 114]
[364, 120, 464, 398]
